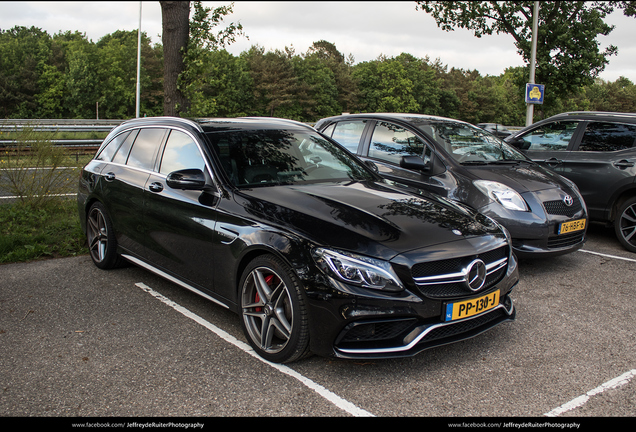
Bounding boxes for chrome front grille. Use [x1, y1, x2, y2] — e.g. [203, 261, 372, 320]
[543, 196, 583, 218]
[410, 246, 509, 298]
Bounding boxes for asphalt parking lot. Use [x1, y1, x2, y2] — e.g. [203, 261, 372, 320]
[1, 222, 634, 422]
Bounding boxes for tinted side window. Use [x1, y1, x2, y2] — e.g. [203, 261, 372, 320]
[95, 131, 131, 162]
[578, 122, 636, 152]
[159, 130, 205, 174]
[126, 128, 166, 170]
[520, 121, 579, 151]
[330, 121, 367, 152]
[369, 122, 426, 164]
[111, 129, 139, 165]
[321, 123, 335, 138]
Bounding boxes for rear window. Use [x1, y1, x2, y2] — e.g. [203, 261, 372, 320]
[95, 131, 131, 162]
[328, 120, 367, 152]
[578, 122, 636, 152]
[126, 128, 166, 170]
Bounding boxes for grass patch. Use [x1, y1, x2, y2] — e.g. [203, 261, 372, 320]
[0, 198, 88, 264]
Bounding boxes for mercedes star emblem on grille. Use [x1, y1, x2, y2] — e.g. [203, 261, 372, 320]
[466, 259, 487, 291]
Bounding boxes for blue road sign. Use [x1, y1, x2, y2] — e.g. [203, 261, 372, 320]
[525, 83, 545, 104]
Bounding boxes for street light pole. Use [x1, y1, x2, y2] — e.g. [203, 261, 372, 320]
[136, 1, 142, 118]
[525, 1, 539, 127]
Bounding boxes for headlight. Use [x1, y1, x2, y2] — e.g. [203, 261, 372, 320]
[475, 180, 528, 212]
[313, 248, 404, 292]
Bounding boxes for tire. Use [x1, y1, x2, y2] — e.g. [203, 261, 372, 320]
[239, 255, 311, 363]
[615, 197, 636, 253]
[86, 202, 123, 269]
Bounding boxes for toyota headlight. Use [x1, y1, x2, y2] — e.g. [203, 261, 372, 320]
[475, 180, 528, 212]
[313, 248, 404, 292]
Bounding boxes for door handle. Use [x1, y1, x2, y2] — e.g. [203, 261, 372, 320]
[613, 160, 634, 169]
[104, 172, 116, 181]
[544, 157, 563, 166]
[148, 182, 164, 193]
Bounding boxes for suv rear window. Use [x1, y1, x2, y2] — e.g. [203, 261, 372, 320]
[578, 122, 636, 152]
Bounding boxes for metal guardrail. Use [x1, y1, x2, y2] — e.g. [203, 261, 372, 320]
[0, 119, 124, 149]
[0, 139, 104, 146]
[0, 119, 124, 132]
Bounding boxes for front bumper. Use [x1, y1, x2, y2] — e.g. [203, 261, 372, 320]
[304, 247, 519, 359]
[480, 191, 588, 258]
[332, 293, 515, 359]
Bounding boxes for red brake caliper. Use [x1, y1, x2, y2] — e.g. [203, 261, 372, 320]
[254, 274, 275, 312]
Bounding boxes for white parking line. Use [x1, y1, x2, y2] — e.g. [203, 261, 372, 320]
[579, 249, 636, 263]
[545, 248, 636, 417]
[544, 369, 636, 417]
[135, 282, 374, 417]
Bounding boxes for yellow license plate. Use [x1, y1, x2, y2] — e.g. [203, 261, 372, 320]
[559, 218, 586, 235]
[444, 290, 500, 322]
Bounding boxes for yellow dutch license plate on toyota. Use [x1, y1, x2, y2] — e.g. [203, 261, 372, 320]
[559, 218, 586, 235]
[444, 290, 500, 322]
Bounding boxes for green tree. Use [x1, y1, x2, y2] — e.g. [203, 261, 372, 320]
[94, 30, 163, 119]
[0, 26, 51, 118]
[291, 51, 339, 121]
[53, 31, 100, 118]
[352, 56, 419, 113]
[181, 2, 249, 117]
[95, 30, 143, 118]
[393, 52, 443, 115]
[586, 77, 636, 113]
[305, 40, 359, 114]
[183, 49, 253, 117]
[415, 1, 629, 102]
[243, 45, 300, 118]
[162, 1, 244, 116]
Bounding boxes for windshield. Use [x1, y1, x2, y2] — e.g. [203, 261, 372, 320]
[419, 120, 528, 164]
[206, 128, 376, 187]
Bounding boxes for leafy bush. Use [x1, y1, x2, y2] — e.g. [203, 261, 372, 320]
[1, 125, 81, 207]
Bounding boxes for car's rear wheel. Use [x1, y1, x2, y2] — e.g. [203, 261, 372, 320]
[239, 255, 311, 363]
[615, 197, 636, 253]
[87, 202, 123, 269]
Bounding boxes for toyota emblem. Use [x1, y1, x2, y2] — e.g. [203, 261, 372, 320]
[465, 259, 487, 291]
[563, 195, 574, 206]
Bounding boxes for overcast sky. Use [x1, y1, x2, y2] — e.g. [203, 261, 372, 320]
[1, 1, 635, 83]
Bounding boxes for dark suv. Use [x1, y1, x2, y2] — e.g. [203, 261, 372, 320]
[78, 116, 518, 363]
[315, 113, 588, 258]
[505, 112, 636, 252]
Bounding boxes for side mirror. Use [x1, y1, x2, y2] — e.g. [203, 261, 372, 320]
[507, 137, 530, 151]
[400, 155, 429, 171]
[166, 169, 208, 190]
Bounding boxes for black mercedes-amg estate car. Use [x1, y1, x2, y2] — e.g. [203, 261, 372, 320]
[78, 116, 518, 363]
[315, 113, 588, 258]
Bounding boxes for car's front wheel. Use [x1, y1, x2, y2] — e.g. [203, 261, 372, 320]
[615, 197, 636, 253]
[239, 255, 311, 363]
[86, 202, 123, 269]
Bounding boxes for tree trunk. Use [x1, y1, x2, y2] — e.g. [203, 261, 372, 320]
[160, 1, 190, 116]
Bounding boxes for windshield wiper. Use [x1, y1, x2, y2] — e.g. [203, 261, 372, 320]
[488, 160, 521, 164]
[460, 160, 488, 165]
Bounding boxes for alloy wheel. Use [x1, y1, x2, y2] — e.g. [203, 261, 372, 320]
[241, 266, 294, 355]
[87, 206, 109, 264]
[617, 198, 636, 252]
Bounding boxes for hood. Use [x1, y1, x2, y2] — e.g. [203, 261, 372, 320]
[234, 181, 504, 260]
[464, 162, 571, 194]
